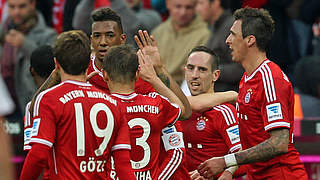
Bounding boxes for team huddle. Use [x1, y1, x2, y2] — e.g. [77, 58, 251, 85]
[20, 7, 308, 180]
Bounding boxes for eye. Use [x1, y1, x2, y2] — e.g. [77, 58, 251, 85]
[199, 67, 207, 72]
[186, 65, 194, 71]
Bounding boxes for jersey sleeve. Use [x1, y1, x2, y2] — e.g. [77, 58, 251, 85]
[24, 102, 32, 151]
[111, 112, 131, 151]
[214, 105, 241, 153]
[260, 69, 292, 132]
[156, 93, 181, 127]
[158, 123, 185, 179]
[29, 93, 56, 148]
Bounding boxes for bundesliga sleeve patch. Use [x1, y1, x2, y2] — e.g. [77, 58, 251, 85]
[226, 125, 240, 144]
[266, 103, 283, 122]
[31, 118, 41, 137]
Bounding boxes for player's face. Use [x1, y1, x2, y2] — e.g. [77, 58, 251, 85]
[195, 0, 211, 23]
[91, 21, 126, 62]
[167, 0, 196, 28]
[226, 20, 247, 63]
[185, 51, 217, 96]
[8, 0, 35, 25]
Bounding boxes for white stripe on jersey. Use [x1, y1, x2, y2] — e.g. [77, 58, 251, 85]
[158, 148, 183, 180]
[264, 122, 290, 131]
[213, 105, 236, 126]
[33, 83, 64, 117]
[229, 144, 241, 153]
[91, 54, 104, 78]
[23, 145, 31, 151]
[111, 93, 138, 100]
[24, 102, 31, 127]
[30, 138, 53, 147]
[259, 63, 277, 103]
[111, 144, 131, 151]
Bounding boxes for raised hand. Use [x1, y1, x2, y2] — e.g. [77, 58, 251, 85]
[137, 50, 158, 83]
[134, 30, 162, 69]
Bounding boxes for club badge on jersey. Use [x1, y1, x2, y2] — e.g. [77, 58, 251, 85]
[245, 88, 253, 104]
[161, 125, 184, 151]
[196, 116, 207, 131]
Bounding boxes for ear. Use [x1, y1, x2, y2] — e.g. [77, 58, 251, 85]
[29, 67, 36, 77]
[247, 35, 256, 47]
[120, 34, 127, 44]
[54, 57, 60, 70]
[135, 68, 140, 82]
[212, 69, 220, 82]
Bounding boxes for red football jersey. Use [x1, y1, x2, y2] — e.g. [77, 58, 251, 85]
[181, 103, 241, 172]
[87, 55, 155, 94]
[237, 59, 307, 179]
[30, 80, 131, 179]
[108, 92, 181, 179]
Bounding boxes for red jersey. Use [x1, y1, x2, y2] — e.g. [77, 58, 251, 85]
[237, 60, 307, 179]
[181, 104, 241, 172]
[87, 55, 154, 94]
[108, 92, 181, 179]
[30, 80, 131, 179]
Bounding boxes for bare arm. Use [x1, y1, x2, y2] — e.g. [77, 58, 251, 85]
[135, 30, 192, 120]
[188, 91, 238, 112]
[235, 128, 289, 165]
[137, 50, 187, 118]
[198, 128, 290, 178]
[29, 69, 61, 116]
[0, 117, 14, 180]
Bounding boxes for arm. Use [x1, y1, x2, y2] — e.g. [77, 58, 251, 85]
[72, 0, 95, 34]
[198, 128, 289, 178]
[29, 69, 61, 116]
[137, 50, 186, 117]
[135, 30, 192, 120]
[113, 149, 136, 179]
[19, 143, 51, 180]
[187, 91, 238, 112]
[0, 117, 14, 180]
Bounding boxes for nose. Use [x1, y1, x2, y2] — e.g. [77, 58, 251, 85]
[191, 68, 200, 79]
[99, 35, 108, 46]
[226, 34, 231, 46]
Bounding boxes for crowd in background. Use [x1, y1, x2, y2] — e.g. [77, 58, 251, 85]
[0, 0, 320, 179]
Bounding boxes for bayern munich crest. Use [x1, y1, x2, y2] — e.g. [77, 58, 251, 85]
[196, 116, 207, 131]
[245, 88, 253, 103]
[169, 134, 181, 146]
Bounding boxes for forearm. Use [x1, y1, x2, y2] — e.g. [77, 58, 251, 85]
[29, 70, 61, 115]
[0, 119, 14, 180]
[188, 91, 238, 112]
[234, 129, 289, 165]
[155, 67, 192, 120]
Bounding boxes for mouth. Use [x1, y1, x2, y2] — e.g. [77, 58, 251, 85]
[189, 81, 200, 90]
[98, 49, 108, 57]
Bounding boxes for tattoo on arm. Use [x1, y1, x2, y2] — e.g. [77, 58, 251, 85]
[157, 73, 170, 88]
[235, 128, 289, 165]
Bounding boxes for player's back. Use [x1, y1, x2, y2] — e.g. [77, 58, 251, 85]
[31, 80, 130, 179]
[110, 92, 181, 179]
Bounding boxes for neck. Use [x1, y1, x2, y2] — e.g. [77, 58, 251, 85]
[94, 56, 104, 70]
[210, 7, 223, 26]
[172, 16, 194, 31]
[242, 50, 267, 76]
[35, 77, 46, 88]
[108, 81, 135, 94]
[60, 72, 87, 83]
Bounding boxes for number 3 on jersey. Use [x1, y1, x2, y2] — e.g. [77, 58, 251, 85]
[128, 118, 151, 169]
[74, 103, 114, 156]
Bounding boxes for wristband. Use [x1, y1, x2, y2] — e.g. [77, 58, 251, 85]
[225, 165, 238, 175]
[224, 153, 237, 168]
